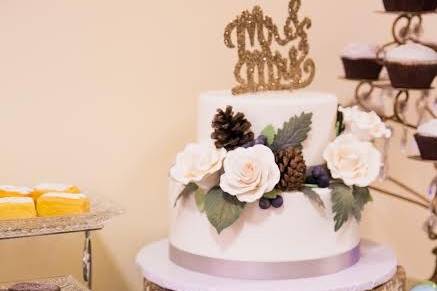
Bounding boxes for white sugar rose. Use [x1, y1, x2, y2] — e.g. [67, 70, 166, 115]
[170, 141, 227, 191]
[323, 134, 381, 187]
[340, 106, 391, 141]
[220, 145, 280, 203]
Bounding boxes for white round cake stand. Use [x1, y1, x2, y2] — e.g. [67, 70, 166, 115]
[136, 239, 397, 291]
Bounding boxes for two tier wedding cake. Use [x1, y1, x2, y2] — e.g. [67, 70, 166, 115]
[167, 0, 390, 280]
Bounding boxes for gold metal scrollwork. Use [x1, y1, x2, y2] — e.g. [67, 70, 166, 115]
[392, 13, 423, 44]
[224, 0, 315, 95]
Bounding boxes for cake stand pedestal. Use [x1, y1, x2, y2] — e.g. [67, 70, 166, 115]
[136, 239, 403, 291]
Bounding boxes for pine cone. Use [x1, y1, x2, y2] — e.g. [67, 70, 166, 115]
[275, 147, 307, 191]
[211, 106, 255, 150]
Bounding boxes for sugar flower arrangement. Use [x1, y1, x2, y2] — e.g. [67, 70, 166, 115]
[171, 105, 390, 233]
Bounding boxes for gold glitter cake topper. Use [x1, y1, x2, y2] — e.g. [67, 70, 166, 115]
[224, 0, 315, 95]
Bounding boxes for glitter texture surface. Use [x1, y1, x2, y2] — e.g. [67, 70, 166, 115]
[0, 276, 89, 291]
[224, 0, 315, 95]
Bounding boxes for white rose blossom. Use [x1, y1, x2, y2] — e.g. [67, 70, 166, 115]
[220, 145, 280, 203]
[170, 141, 227, 191]
[323, 134, 381, 187]
[340, 106, 391, 141]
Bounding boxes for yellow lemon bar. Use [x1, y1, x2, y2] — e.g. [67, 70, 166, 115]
[33, 183, 81, 199]
[37, 192, 90, 217]
[0, 185, 34, 199]
[0, 197, 36, 220]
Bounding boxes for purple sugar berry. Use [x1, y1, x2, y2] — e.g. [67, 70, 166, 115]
[305, 175, 317, 185]
[241, 140, 256, 148]
[259, 198, 272, 210]
[242, 135, 267, 148]
[271, 195, 284, 208]
[317, 175, 331, 188]
[312, 166, 324, 178]
[254, 135, 268, 146]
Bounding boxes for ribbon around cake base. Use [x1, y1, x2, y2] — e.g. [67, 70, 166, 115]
[169, 243, 360, 280]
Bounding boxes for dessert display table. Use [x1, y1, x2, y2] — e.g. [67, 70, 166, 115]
[136, 239, 402, 291]
[0, 197, 123, 289]
[0, 275, 90, 291]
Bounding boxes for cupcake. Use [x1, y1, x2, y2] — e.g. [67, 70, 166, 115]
[385, 43, 437, 89]
[420, 39, 437, 52]
[423, 0, 437, 11]
[341, 43, 383, 80]
[415, 119, 437, 160]
[383, 0, 434, 12]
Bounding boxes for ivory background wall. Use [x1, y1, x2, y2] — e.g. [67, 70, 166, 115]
[0, 1, 436, 290]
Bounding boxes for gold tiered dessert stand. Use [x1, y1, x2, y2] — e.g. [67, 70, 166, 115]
[0, 276, 89, 291]
[0, 196, 123, 290]
[344, 8, 437, 285]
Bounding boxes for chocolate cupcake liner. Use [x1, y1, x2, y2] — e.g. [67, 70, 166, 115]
[385, 62, 437, 89]
[423, 0, 437, 10]
[383, 0, 428, 11]
[342, 57, 383, 80]
[415, 134, 437, 160]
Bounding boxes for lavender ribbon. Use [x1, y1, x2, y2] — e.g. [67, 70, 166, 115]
[169, 243, 360, 280]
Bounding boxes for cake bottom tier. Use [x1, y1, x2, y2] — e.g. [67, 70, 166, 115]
[169, 187, 360, 279]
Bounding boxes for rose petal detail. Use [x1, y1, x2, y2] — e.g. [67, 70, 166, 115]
[339, 106, 391, 141]
[170, 141, 227, 191]
[220, 145, 280, 203]
[324, 134, 381, 187]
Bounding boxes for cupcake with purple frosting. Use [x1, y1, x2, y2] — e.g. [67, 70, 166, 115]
[385, 43, 437, 89]
[341, 43, 383, 80]
[415, 119, 437, 160]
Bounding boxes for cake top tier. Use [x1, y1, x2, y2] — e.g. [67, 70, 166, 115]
[197, 90, 337, 167]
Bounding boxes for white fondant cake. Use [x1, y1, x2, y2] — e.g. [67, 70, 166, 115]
[197, 91, 338, 167]
[169, 90, 360, 266]
[170, 185, 359, 262]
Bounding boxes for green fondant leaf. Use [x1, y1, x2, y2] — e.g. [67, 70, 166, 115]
[331, 183, 354, 232]
[261, 124, 276, 146]
[263, 189, 280, 199]
[204, 188, 245, 234]
[173, 182, 198, 208]
[330, 183, 373, 231]
[271, 112, 313, 151]
[336, 108, 346, 137]
[194, 188, 206, 213]
[351, 186, 372, 221]
[302, 187, 325, 209]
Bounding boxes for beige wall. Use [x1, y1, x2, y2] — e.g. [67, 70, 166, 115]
[0, 1, 436, 290]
